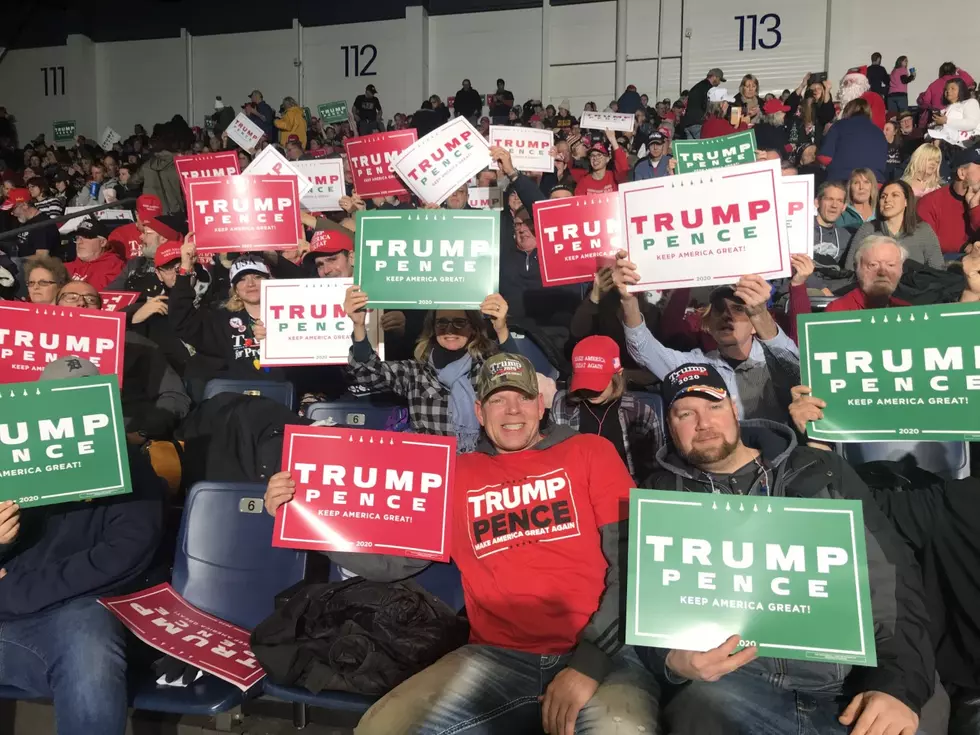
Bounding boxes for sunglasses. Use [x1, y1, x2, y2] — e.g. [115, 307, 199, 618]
[434, 317, 472, 334]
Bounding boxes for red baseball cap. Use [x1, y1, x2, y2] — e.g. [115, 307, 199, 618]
[1, 188, 31, 211]
[154, 242, 183, 268]
[310, 228, 354, 254]
[136, 194, 163, 222]
[570, 335, 622, 393]
[762, 99, 791, 115]
[144, 217, 180, 243]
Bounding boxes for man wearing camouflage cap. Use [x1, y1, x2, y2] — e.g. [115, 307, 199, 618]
[264, 353, 660, 734]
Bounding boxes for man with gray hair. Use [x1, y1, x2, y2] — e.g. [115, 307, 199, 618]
[826, 235, 911, 312]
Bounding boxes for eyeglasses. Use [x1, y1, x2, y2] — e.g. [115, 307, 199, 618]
[58, 293, 101, 307]
[434, 317, 472, 334]
[27, 279, 57, 289]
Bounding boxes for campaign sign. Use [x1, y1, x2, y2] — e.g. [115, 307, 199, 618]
[0, 303, 126, 385]
[390, 117, 491, 205]
[619, 158, 790, 290]
[0, 375, 131, 508]
[242, 146, 313, 196]
[174, 151, 241, 197]
[467, 187, 502, 210]
[626, 489, 876, 666]
[672, 130, 757, 174]
[533, 193, 622, 287]
[579, 111, 635, 133]
[292, 159, 345, 212]
[799, 302, 980, 442]
[318, 101, 349, 124]
[100, 127, 122, 150]
[344, 130, 418, 199]
[355, 210, 500, 309]
[488, 126, 554, 173]
[226, 113, 264, 152]
[782, 174, 815, 257]
[187, 176, 303, 252]
[53, 120, 76, 142]
[100, 291, 140, 312]
[260, 278, 384, 367]
[100, 583, 264, 691]
[273, 426, 456, 561]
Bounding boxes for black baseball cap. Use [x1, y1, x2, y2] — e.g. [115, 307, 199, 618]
[661, 364, 730, 409]
[75, 217, 112, 239]
[366, 84, 377, 93]
[952, 147, 980, 170]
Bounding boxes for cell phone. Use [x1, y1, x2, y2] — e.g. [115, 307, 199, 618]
[910, 67, 916, 74]
[810, 72, 828, 84]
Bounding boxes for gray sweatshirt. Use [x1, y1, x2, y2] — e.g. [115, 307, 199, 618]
[847, 221, 945, 271]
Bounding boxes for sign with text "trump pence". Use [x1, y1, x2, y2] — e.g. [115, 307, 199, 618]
[489, 126, 554, 173]
[626, 489, 876, 666]
[672, 130, 757, 174]
[174, 151, 241, 197]
[533, 193, 621, 287]
[344, 130, 417, 199]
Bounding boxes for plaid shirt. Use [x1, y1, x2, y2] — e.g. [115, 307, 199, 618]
[550, 391, 665, 480]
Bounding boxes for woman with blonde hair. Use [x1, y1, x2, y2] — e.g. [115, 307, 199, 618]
[901, 143, 944, 197]
[837, 167, 879, 233]
[734, 74, 762, 124]
[344, 285, 517, 453]
[274, 96, 307, 148]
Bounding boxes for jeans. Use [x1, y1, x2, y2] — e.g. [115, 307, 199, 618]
[0, 596, 128, 735]
[355, 644, 660, 734]
[684, 125, 702, 139]
[887, 93, 909, 113]
[357, 120, 383, 136]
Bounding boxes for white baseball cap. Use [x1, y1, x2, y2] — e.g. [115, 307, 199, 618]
[707, 87, 737, 104]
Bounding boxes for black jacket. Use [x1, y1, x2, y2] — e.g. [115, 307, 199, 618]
[251, 576, 469, 696]
[680, 78, 713, 132]
[453, 87, 483, 119]
[123, 331, 191, 438]
[867, 64, 890, 97]
[647, 421, 935, 714]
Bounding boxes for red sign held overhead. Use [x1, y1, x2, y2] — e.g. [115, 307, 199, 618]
[99, 583, 265, 691]
[0, 303, 126, 385]
[187, 176, 304, 252]
[100, 291, 140, 312]
[532, 193, 623, 287]
[343, 130, 417, 199]
[174, 151, 241, 197]
[273, 426, 456, 561]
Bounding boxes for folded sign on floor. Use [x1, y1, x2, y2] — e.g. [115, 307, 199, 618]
[627, 489, 876, 666]
[0, 303, 125, 385]
[0, 375, 131, 507]
[273, 426, 456, 561]
[344, 130, 418, 199]
[187, 176, 303, 252]
[533, 193, 621, 287]
[619, 158, 790, 290]
[174, 151, 241, 197]
[390, 117, 490, 205]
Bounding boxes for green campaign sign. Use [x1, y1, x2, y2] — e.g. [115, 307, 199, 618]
[799, 302, 980, 442]
[0, 375, 131, 508]
[355, 210, 500, 310]
[318, 101, 349, 124]
[53, 120, 76, 142]
[626, 489, 876, 666]
[672, 130, 757, 174]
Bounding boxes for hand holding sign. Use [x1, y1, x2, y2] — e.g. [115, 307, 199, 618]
[790, 254, 815, 287]
[665, 634, 758, 682]
[344, 285, 370, 330]
[264, 471, 296, 516]
[479, 293, 509, 340]
[788, 385, 826, 436]
[181, 236, 197, 270]
[612, 250, 640, 300]
[489, 146, 515, 176]
[0, 502, 20, 545]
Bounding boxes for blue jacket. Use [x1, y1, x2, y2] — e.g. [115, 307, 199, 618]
[248, 101, 279, 144]
[617, 90, 643, 115]
[819, 117, 887, 184]
[633, 156, 672, 181]
[0, 448, 164, 619]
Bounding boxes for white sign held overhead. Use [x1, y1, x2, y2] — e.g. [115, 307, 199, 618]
[226, 113, 264, 152]
[488, 126, 554, 173]
[580, 111, 635, 133]
[243, 145, 313, 197]
[99, 127, 122, 150]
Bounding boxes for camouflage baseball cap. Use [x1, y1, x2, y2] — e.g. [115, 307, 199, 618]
[476, 353, 539, 402]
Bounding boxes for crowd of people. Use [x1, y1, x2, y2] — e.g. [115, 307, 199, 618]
[1, 48, 980, 735]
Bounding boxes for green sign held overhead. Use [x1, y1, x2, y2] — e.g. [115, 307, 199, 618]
[318, 101, 349, 124]
[799, 302, 980, 442]
[355, 210, 500, 310]
[53, 120, 76, 143]
[0, 375, 131, 508]
[626, 489, 876, 666]
[672, 130, 757, 174]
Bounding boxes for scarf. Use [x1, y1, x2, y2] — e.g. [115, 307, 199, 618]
[431, 347, 480, 454]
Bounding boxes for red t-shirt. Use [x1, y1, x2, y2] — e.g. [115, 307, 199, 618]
[66, 251, 126, 291]
[452, 433, 631, 654]
[572, 148, 630, 196]
[699, 118, 748, 139]
[108, 222, 143, 260]
[825, 288, 911, 312]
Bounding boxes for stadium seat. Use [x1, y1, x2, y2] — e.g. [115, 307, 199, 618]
[840, 441, 971, 481]
[306, 396, 408, 431]
[131, 482, 307, 718]
[632, 390, 665, 427]
[202, 379, 295, 410]
[263, 561, 466, 726]
[510, 332, 559, 380]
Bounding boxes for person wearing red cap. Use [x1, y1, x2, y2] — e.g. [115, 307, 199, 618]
[551, 335, 664, 480]
[108, 194, 164, 261]
[1, 187, 59, 257]
[304, 228, 355, 278]
[571, 131, 629, 196]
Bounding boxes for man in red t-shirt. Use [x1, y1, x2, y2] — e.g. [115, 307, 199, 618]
[108, 194, 163, 260]
[825, 235, 912, 312]
[264, 354, 660, 735]
[572, 132, 630, 196]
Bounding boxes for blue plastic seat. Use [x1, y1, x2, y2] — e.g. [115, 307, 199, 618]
[306, 398, 408, 431]
[202, 379, 295, 410]
[510, 333, 559, 381]
[839, 441, 971, 480]
[131, 482, 307, 716]
[632, 390, 665, 428]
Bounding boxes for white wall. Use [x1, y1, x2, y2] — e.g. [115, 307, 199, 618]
[0, 45, 71, 143]
[548, 1, 617, 111]
[428, 8, 543, 109]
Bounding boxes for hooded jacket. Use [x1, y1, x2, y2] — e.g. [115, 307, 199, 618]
[275, 106, 308, 148]
[453, 87, 483, 119]
[142, 151, 185, 215]
[66, 249, 126, 291]
[646, 420, 935, 714]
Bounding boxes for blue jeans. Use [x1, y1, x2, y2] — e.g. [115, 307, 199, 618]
[355, 644, 660, 734]
[887, 93, 909, 113]
[684, 125, 702, 139]
[0, 596, 128, 735]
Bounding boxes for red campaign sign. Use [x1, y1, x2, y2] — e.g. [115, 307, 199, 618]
[0, 303, 126, 385]
[273, 426, 455, 561]
[343, 130, 417, 198]
[174, 151, 241, 197]
[533, 193, 622, 287]
[100, 291, 140, 312]
[99, 583, 264, 691]
[447, 96, 456, 109]
[187, 176, 304, 252]
[486, 94, 494, 108]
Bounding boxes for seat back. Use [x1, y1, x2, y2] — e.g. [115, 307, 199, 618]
[173, 482, 307, 630]
[306, 398, 409, 431]
[510, 333, 559, 380]
[202, 379, 295, 410]
[330, 561, 465, 612]
[840, 441, 971, 480]
[632, 390, 666, 427]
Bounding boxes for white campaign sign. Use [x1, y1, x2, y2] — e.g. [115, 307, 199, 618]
[390, 117, 491, 205]
[226, 113, 264, 152]
[619, 158, 790, 291]
[468, 187, 503, 210]
[99, 127, 122, 150]
[488, 126, 554, 173]
[292, 159, 345, 212]
[780, 174, 814, 257]
[580, 111, 635, 133]
[243, 146, 313, 197]
[260, 278, 383, 367]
